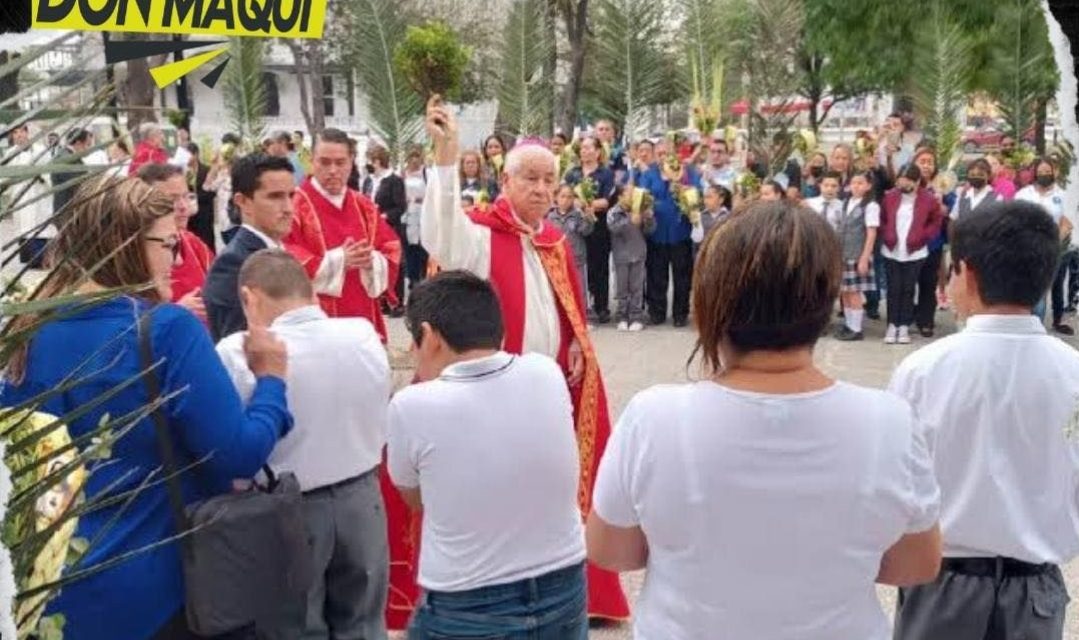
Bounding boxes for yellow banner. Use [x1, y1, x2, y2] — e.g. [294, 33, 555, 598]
[32, 0, 326, 38]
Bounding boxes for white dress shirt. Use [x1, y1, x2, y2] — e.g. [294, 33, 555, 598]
[881, 192, 928, 262]
[889, 314, 1079, 564]
[805, 196, 840, 220]
[305, 177, 389, 301]
[949, 186, 995, 220]
[217, 305, 391, 491]
[8, 144, 55, 238]
[593, 381, 938, 640]
[387, 352, 585, 592]
[1015, 184, 1066, 224]
[422, 165, 562, 358]
[241, 223, 284, 249]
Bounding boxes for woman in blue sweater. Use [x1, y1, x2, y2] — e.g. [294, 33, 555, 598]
[1, 176, 293, 640]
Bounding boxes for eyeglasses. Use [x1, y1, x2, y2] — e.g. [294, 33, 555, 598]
[146, 234, 181, 262]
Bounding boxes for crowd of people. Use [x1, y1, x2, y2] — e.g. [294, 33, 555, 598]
[1, 93, 1078, 640]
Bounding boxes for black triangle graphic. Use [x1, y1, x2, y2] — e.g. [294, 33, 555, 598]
[105, 39, 226, 64]
[201, 56, 230, 89]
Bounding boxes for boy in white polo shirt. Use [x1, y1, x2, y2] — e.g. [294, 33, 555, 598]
[890, 200, 1079, 640]
[387, 270, 587, 640]
[216, 249, 391, 639]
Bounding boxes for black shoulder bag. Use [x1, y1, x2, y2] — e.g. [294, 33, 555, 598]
[138, 313, 313, 636]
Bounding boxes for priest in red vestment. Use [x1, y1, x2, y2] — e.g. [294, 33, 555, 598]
[376, 98, 630, 630]
[285, 128, 402, 341]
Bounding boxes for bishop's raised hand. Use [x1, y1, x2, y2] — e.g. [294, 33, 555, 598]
[426, 94, 459, 167]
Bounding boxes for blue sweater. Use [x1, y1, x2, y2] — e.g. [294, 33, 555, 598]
[637, 164, 698, 245]
[0, 297, 292, 640]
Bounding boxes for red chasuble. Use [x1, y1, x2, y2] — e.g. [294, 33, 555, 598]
[382, 197, 629, 629]
[170, 230, 213, 303]
[286, 178, 402, 340]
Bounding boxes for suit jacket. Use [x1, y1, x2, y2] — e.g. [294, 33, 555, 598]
[373, 173, 407, 227]
[203, 227, 269, 342]
[52, 147, 84, 219]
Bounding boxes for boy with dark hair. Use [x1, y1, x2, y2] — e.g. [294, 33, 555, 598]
[387, 270, 588, 640]
[890, 200, 1079, 640]
[203, 153, 296, 341]
[805, 170, 843, 219]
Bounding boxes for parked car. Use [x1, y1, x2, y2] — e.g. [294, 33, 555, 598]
[962, 126, 1037, 153]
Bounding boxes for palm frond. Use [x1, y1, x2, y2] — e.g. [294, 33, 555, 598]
[585, 0, 667, 140]
[344, 0, 424, 162]
[222, 37, 268, 147]
[496, 0, 554, 138]
[988, 0, 1058, 143]
[911, 1, 975, 170]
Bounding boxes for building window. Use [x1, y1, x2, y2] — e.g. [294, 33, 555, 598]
[263, 72, 280, 117]
[323, 74, 335, 117]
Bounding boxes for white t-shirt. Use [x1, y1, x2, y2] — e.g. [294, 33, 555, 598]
[592, 381, 939, 640]
[881, 192, 928, 262]
[889, 314, 1079, 564]
[217, 306, 391, 491]
[387, 352, 585, 592]
[1015, 184, 1066, 223]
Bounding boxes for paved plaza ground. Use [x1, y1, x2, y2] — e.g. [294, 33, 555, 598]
[384, 309, 1079, 639]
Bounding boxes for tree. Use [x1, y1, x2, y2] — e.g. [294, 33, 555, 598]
[222, 37, 269, 147]
[497, 0, 555, 137]
[553, 0, 590, 136]
[581, 0, 667, 140]
[986, 0, 1059, 153]
[340, 0, 423, 162]
[284, 39, 327, 140]
[910, 0, 975, 172]
[120, 33, 161, 131]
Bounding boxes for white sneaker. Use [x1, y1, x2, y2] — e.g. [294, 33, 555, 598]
[628, 321, 644, 332]
[898, 326, 911, 344]
[884, 324, 898, 344]
[617, 321, 629, 331]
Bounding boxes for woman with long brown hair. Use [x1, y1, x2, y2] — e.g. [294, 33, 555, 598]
[1, 176, 293, 640]
[587, 201, 941, 640]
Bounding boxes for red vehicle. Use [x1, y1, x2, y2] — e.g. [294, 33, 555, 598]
[962, 126, 1037, 153]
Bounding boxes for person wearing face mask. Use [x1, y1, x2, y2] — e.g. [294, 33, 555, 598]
[879, 164, 944, 345]
[1016, 157, 1074, 334]
[801, 152, 828, 198]
[948, 159, 999, 227]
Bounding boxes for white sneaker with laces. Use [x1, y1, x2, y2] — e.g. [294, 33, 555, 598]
[628, 321, 644, 332]
[884, 324, 898, 344]
[898, 326, 911, 344]
[617, 321, 629, 331]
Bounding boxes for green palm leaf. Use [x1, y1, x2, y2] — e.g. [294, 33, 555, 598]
[911, 1, 975, 170]
[222, 37, 268, 148]
[497, 0, 554, 138]
[343, 0, 424, 163]
[988, 0, 1058, 144]
[584, 0, 667, 140]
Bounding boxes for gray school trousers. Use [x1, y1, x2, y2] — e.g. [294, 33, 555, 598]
[264, 467, 388, 640]
[614, 260, 646, 323]
[894, 557, 1069, 640]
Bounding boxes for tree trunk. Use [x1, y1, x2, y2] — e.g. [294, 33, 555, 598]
[0, 51, 19, 107]
[307, 40, 327, 134]
[286, 40, 315, 138]
[1035, 95, 1048, 154]
[557, 0, 588, 137]
[544, 0, 559, 135]
[123, 33, 159, 131]
[173, 35, 192, 117]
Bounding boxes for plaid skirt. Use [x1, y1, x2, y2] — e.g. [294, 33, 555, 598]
[841, 259, 876, 293]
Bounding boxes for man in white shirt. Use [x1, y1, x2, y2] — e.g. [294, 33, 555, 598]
[890, 200, 1079, 640]
[217, 249, 390, 640]
[387, 271, 588, 640]
[701, 139, 737, 190]
[804, 171, 843, 219]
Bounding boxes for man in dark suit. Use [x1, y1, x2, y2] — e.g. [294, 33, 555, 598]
[203, 153, 297, 342]
[362, 144, 407, 315]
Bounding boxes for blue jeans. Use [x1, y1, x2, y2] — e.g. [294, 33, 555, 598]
[407, 562, 587, 640]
